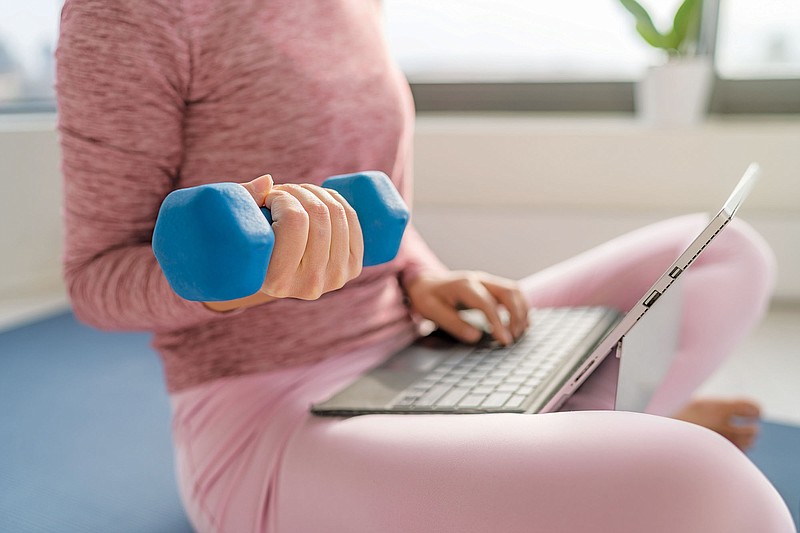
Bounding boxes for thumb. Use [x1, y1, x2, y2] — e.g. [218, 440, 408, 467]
[240, 174, 274, 206]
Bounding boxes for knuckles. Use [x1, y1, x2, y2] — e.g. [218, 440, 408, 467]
[276, 203, 310, 230]
[262, 183, 362, 302]
[304, 200, 330, 220]
[327, 201, 347, 221]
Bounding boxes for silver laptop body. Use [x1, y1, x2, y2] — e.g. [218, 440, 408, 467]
[312, 164, 761, 417]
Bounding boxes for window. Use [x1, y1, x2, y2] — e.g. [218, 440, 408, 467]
[0, 0, 797, 114]
[383, 0, 683, 83]
[0, 0, 59, 112]
[716, 0, 800, 79]
[384, 0, 800, 113]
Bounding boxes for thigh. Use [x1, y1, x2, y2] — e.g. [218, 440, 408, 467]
[275, 409, 793, 533]
[173, 365, 792, 533]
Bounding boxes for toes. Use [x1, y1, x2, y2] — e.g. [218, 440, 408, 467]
[729, 428, 759, 451]
[723, 421, 760, 451]
[727, 423, 759, 438]
[673, 397, 764, 451]
[729, 398, 761, 419]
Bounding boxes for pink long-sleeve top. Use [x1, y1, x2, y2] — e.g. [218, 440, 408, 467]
[56, 0, 447, 392]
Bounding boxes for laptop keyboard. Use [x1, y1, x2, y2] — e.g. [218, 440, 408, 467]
[389, 307, 613, 412]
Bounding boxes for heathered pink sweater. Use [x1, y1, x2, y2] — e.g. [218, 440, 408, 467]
[55, 0, 446, 392]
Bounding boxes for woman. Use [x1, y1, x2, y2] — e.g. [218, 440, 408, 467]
[56, 0, 793, 531]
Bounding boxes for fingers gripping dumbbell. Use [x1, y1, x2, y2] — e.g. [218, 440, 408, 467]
[152, 171, 409, 301]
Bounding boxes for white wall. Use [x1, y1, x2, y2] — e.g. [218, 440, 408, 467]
[0, 117, 62, 298]
[1, 113, 798, 321]
[410, 114, 800, 302]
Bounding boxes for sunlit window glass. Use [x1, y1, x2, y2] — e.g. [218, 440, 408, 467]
[0, 0, 797, 112]
[0, 0, 59, 109]
[716, 0, 800, 79]
[382, 0, 684, 82]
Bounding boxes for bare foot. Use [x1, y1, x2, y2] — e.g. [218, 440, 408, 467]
[673, 398, 761, 451]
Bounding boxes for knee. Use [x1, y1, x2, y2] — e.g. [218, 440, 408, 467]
[696, 219, 776, 315]
[588, 413, 792, 533]
[721, 219, 776, 288]
[627, 416, 792, 532]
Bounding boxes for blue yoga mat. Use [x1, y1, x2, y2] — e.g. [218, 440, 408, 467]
[0, 312, 192, 533]
[748, 420, 800, 526]
[1, 311, 798, 531]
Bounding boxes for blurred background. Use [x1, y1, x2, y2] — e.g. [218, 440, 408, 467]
[0, 0, 798, 420]
[0, 2, 799, 530]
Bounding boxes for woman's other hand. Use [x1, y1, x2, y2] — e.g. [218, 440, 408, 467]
[404, 271, 529, 346]
[204, 174, 364, 311]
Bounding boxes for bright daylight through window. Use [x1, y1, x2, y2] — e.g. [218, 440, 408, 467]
[0, 0, 798, 111]
[384, 0, 800, 82]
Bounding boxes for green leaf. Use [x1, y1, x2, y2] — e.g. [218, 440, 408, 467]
[618, 0, 703, 54]
[618, 0, 674, 51]
[671, 0, 703, 55]
[636, 22, 675, 50]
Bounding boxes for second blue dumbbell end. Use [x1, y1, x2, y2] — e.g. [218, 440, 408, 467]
[322, 171, 409, 267]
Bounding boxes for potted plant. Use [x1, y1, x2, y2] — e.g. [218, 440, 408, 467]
[619, 0, 712, 126]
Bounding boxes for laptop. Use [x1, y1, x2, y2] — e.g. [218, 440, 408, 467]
[312, 163, 761, 416]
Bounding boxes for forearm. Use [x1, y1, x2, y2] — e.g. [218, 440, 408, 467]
[65, 244, 221, 332]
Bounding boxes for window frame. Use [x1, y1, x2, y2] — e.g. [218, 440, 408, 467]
[409, 78, 800, 114]
[3, 79, 798, 116]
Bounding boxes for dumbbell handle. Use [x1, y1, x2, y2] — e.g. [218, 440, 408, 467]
[153, 171, 409, 302]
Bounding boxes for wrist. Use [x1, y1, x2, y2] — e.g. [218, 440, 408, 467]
[401, 266, 448, 293]
[203, 290, 276, 313]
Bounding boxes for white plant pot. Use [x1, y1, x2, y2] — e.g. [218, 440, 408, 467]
[636, 56, 713, 127]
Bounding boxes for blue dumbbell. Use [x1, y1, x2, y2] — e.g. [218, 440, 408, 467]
[152, 171, 409, 301]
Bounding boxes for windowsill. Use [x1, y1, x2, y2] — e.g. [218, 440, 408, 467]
[412, 113, 800, 212]
[1, 110, 799, 131]
[0, 112, 57, 132]
[415, 111, 800, 127]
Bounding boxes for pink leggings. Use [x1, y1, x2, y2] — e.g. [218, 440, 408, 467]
[170, 215, 795, 532]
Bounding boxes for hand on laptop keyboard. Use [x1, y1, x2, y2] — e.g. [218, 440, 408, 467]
[388, 306, 616, 413]
[403, 270, 529, 346]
